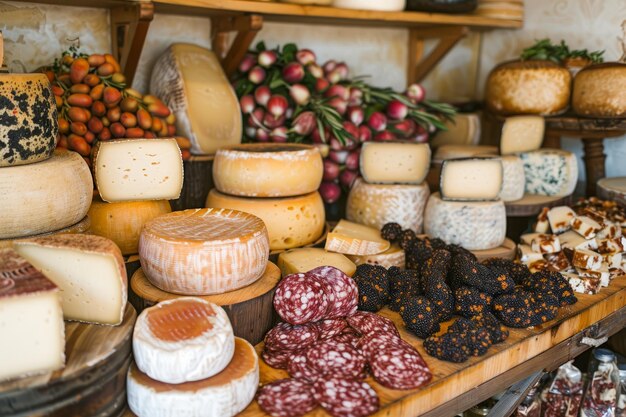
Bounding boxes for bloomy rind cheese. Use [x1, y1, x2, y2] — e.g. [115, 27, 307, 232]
[440, 157, 503, 201]
[347, 244, 405, 269]
[520, 149, 578, 197]
[0, 149, 92, 239]
[359, 141, 431, 184]
[277, 248, 356, 277]
[0, 215, 90, 250]
[0, 73, 58, 167]
[346, 179, 429, 233]
[213, 144, 323, 197]
[325, 219, 390, 255]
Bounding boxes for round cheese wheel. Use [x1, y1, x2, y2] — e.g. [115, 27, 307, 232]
[88, 197, 172, 255]
[0, 215, 90, 249]
[0, 149, 92, 239]
[139, 208, 269, 295]
[485, 60, 572, 116]
[0, 73, 58, 167]
[597, 177, 626, 207]
[213, 143, 323, 197]
[572, 63, 626, 118]
[128, 337, 258, 417]
[433, 145, 498, 163]
[133, 298, 235, 384]
[206, 189, 325, 251]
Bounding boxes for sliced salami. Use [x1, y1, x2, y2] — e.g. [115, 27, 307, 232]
[274, 273, 330, 325]
[313, 377, 380, 417]
[306, 341, 366, 381]
[331, 331, 361, 349]
[257, 378, 318, 417]
[287, 351, 322, 383]
[357, 331, 404, 362]
[315, 318, 348, 339]
[262, 348, 293, 370]
[308, 266, 358, 318]
[265, 322, 320, 352]
[369, 347, 432, 390]
[347, 311, 400, 337]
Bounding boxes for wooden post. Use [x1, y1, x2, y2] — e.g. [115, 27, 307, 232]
[582, 137, 606, 197]
[407, 26, 469, 84]
[0, 30, 7, 73]
[211, 15, 263, 76]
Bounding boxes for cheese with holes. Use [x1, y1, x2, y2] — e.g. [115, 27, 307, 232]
[93, 138, 183, 203]
[277, 248, 356, 277]
[424, 193, 506, 250]
[359, 141, 430, 184]
[433, 145, 498, 162]
[346, 179, 429, 233]
[0, 249, 64, 381]
[348, 244, 405, 269]
[325, 219, 390, 255]
[213, 143, 323, 197]
[127, 337, 258, 417]
[0, 149, 92, 239]
[133, 298, 234, 383]
[440, 157, 502, 201]
[571, 215, 603, 239]
[498, 155, 525, 202]
[0, 216, 90, 250]
[547, 206, 576, 234]
[430, 113, 481, 148]
[0, 73, 58, 167]
[500, 116, 544, 155]
[139, 208, 269, 295]
[150, 43, 242, 155]
[88, 197, 172, 255]
[520, 149, 578, 197]
[206, 189, 324, 251]
[14, 234, 127, 325]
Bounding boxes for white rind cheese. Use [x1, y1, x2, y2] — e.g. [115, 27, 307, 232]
[440, 157, 502, 201]
[150, 43, 242, 155]
[424, 193, 506, 250]
[359, 141, 430, 184]
[325, 219, 390, 255]
[346, 179, 429, 233]
[498, 155, 525, 202]
[520, 149, 578, 197]
[133, 298, 234, 384]
[277, 248, 356, 277]
[500, 116, 544, 155]
[0, 216, 90, 250]
[348, 244, 405, 269]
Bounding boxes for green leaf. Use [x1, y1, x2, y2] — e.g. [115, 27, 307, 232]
[282, 43, 298, 62]
[255, 41, 266, 52]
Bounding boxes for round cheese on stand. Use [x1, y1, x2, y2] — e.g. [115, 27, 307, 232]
[139, 208, 269, 295]
[213, 143, 323, 197]
[133, 298, 235, 383]
[572, 63, 626, 118]
[127, 337, 258, 417]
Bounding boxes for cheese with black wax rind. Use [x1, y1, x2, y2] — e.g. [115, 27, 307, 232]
[277, 248, 356, 277]
[440, 157, 503, 201]
[500, 116, 544, 155]
[520, 149, 578, 197]
[325, 219, 390, 255]
[359, 141, 430, 184]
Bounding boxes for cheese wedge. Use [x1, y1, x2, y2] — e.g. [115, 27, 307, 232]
[517, 244, 544, 264]
[433, 145, 498, 162]
[571, 215, 603, 239]
[325, 219, 390, 255]
[347, 244, 406, 269]
[277, 248, 356, 277]
[359, 141, 430, 184]
[500, 116, 544, 155]
[440, 157, 503, 201]
[547, 206, 576, 234]
[520, 149, 577, 197]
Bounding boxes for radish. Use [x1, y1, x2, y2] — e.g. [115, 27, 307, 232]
[248, 107, 265, 128]
[319, 181, 342, 204]
[296, 49, 317, 66]
[374, 130, 396, 141]
[285, 107, 294, 119]
[289, 84, 311, 106]
[406, 83, 426, 103]
[254, 86, 271, 107]
[323, 60, 337, 75]
[270, 127, 288, 142]
[326, 69, 341, 84]
[334, 62, 349, 80]
[347, 106, 364, 126]
[349, 88, 363, 106]
[386, 99, 408, 120]
[292, 111, 316, 136]
[340, 169, 359, 189]
[391, 119, 417, 138]
[311, 126, 330, 144]
[256, 128, 270, 142]
[263, 113, 286, 129]
[238, 54, 256, 73]
[323, 159, 340, 181]
[240, 95, 255, 114]
[327, 97, 347, 115]
[342, 121, 359, 141]
[282, 62, 305, 83]
[329, 136, 343, 151]
[248, 66, 266, 84]
[358, 125, 372, 143]
[258, 50, 277, 68]
[315, 78, 330, 93]
[329, 150, 349, 164]
[267, 95, 288, 117]
[324, 85, 349, 101]
[368, 112, 387, 131]
[307, 64, 324, 79]
[413, 131, 429, 143]
[345, 150, 360, 171]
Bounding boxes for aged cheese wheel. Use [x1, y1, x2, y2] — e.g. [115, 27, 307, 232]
[485, 60, 572, 116]
[0, 216, 90, 250]
[213, 143, 323, 197]
[88, 197, 172, 255]
[206, 189, 325, 251]
[572, 63, 626, 118]
[0, 149, 92, 239]
[139, 208, 269, 295]
[0, 73, 58, 167]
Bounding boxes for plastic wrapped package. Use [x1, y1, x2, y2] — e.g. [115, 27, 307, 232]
[617, 364, 626, 417]
[581, 349, 620, 417]
[515, 380, 542, 417]
[541, 361, 584, 417]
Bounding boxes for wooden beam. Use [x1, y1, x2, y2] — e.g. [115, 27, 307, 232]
[210, 14, 263, 75]
[486, 372, 544, 417]
[407, 26, 469, 84]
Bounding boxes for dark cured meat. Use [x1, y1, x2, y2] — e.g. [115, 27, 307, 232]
[313, 377, 380, 417]
[308, 266, 359, 318]
[264, 322, 320, 352]
[369, 346, 432, 390]
[257, 379, 318, 417]
[315, 318, 349, 339]
[287, 351, 321, 383]
[261, 348, 293, 370]
[273, 273, 329, 324]
[346, 311, 400, 337]
[306, 341, 366, 381]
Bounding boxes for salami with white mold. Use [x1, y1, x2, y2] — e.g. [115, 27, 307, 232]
[369, 345, 432, 390]
[306, 340, 366, 380]
[313, 377, 380, 417]
[257, 379, 318, 417]
[315, 318, 349, 339]
[347, 311, 400, 336]
[309, 266, 358, 318]
[262, 348, 293, 370]
[273, 273, 329, 324]
[287, 351, 322, 382]
[264, 322, 320, 352]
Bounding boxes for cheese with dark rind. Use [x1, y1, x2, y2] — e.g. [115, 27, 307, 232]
[572, 63, 626, 118]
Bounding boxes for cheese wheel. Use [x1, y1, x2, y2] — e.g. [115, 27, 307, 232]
[0, 149, 92, 239]
[332, 0, 405, 11]
[498, 155, 525, 202]
[346, 179, 429, 233]
[277, 248, 356, 277]
[88, 197, 172, 255]
[0, 216, 90, 250]
[359, 141, 431, 184]
[597, 177, 626, 207]
[213, 143, 323, 197]
[206, 189, 325, 251]
[127, 337, 258, 417]
[520, 149, 578, 197]
[139, 208, 269, 295]
[430, 113, 481, 148]
[572, 63, 626, 118]
[325, 219, 390, 255]
[348, 244, 405, 269]
[440, 157, 503, 201]
[0, 73, 58, 167]
[133, 298, 234, 383]
[424, 193, 506, 250]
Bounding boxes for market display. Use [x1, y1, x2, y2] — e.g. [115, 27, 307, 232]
[498, 155, 526, 202]
[325, 219, 391, 255]
[348, 244, 406, 269]
[430, 113, 481, 147]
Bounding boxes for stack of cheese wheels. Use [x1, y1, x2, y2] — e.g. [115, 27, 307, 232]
[0, 73, 93, 245]
[87, 138, 184, 256]
[207, 143, 325, 251]
[127, 297, 259, 416]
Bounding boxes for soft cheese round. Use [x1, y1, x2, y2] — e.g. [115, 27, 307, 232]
[139, 208, 269, 295]
[213, 143, 323, 197]
[498, 155, 525, 202]
[0, 73, 58, 167]
[133, 298, 235, 384]
[0, 149, 92, 239]
[572, 63, 626, 118]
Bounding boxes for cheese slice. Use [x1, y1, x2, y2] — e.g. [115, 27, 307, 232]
[0, 249, 65, 381]
[325, 219, 390, 255]
[571, 215, 603, 239]
[0, 149, 92, 239]
[14, 234, 127, 325]
[139, 208, 269, 295]
[359, 141, 430, 184]
[127, 337, 258, 417]
[346, 179, 429, 233]
[530, 235, 561, 254]
[572, 248, 603, 270]
[440, 157, 503, 201]
[213, 143, 323, 197]
[133, 298, 234, 383]
[93, 138, 183, 203]
[0, 73, 58, 167]
[498, 155, 525, 202]
[534, 207, 550, 233]
[520, 149, 578, 197]
[348, 244, 405, 269]
[559, 231, 598, 250]
[433, 145, 498, 163]
[500, 116, 545, 155]
[277, 248, 356, 277]
[517, 244, 544, 264]
[547, 206, 576, 234]
[0, 215, 90, 250]
[88, 197, 172, 255]
[424, 192, 506, 250]
[150, 43, 242, 155]
[430, 113, 481, 148]
[206, 189, 325, 251]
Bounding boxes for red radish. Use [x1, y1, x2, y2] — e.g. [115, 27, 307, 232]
[292, 111, 316, 136]
[349, 88, 363, 106]
[340, 169, 359, 189]
[368, 112, 387, 131]
[387, 99, 408, 120]
[248, 107, 265, 128]
[323, 60, 337, 75]
[427, 123, 437, 134]
[319, 181, 342, 204]
[315, 78, 330, 93]
[374, 130, 396, 141]
[256, 128, 270, 142]
[254, 86, 271, 107]
[258, 50, 277, 67]
[327, 97, 347, 115]
[345, 150, 360, 171]
[282, 62, 305, 83]
[324, 85, 349, 100]
[240, 95, 255, 114]
[271, 127, 288, 142]
[311, 126, 330, 144]
[267, 95, 288, 117]
[334, 62, 349, 80]
[413, 131, 429, 143]
[290, 84, 311, 106]
[343, 136, 358, 151]
[296, 49, 317, 66]
[238, 54, 256, 73]
[358, 125, 372, 143]
[329, 150, 349, 164]
[307, 64, 324, 79]
[406, 83, 426, 103]
[248, 66, 266, 84]
[326, 69, 341, 84]
[392, 119, 417, 138]
[329, 136, 343, 151]
[323, 160, 341, 181]
[342, 121, 359, 141]
[347, 106, 364, 126]
[263, 113, 286, 129]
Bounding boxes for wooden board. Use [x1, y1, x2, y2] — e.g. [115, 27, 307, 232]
[505, 194, 574, 217]
[471, 237, 516, 261]
[597, 177, 626, 207]
[130, 262, 281, 344]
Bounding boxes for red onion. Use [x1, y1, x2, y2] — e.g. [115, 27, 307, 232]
[347, 106, 364, 126]
[345, 150, 360, 171]
[391, 119, 417, 138]
[296, 49, 317, 66]
[248, 66, 266, 84]
[319, 181, 342, 204]
[258, 50, 278, 68]
[239, 95, 255, 114]
[256, 128, 270, 142]
[386, 99, 408, 120]
[289, 84, 311, 106]
[358, 125, 372, 143]
[323, 159, 340, 181]
[267, 95, 288, 117]
[406, 83, 426, 103]
[340, 169, 359, 189]
[329, 150, 349, 164]
[238, 54, 256, 73]
[292, 111, 316, 136]
[368, 112, 387, 131]
[254, 86, 271, 107]
[263, 113, 286, 129]
[270, 126, 288, 142]
[324, 84, 349, 101]
[282, 62, 305, 83]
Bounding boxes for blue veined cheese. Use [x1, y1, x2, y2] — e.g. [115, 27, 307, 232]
[520, 149, 578, 197]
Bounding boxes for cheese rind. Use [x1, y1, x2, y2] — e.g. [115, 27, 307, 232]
[433, 145, 498, 162]
[139, 208, 269, 295]
[93, 138, 183, 203]
[500, 116, 545, 155]
[325, 219, 390, 255]
[346, 179, 429, 233]
[0, 216, 90, 250]
[347, 244, 406, 269]
[359, 141, 430, 184]
[498, 155, 525, 202]
[520, 149, 578, 197]
[440, 157, 503, 201]
[213, 144, 323, 197]
[133, 298, 235, 384]
[277, 248, 356, 277]
[0, 149, 92, 239]
[547, 206, 576, 234]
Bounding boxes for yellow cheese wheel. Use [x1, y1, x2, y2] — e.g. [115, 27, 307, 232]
[0, 216, 90, 249]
